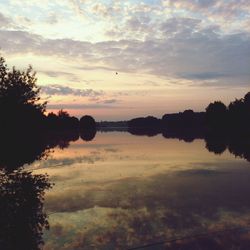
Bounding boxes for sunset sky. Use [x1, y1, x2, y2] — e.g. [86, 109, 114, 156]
[0, 0, 249, 120]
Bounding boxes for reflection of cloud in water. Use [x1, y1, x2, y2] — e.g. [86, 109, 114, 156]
[35, 133, 250, 249]
[176, 169, 227, 176]
[43, 160, 250, 248]
[45, 207, 250, 250]
[30, 154, 105, 170]
[104, 147, 120, 153]
[45, 160, 250, 212]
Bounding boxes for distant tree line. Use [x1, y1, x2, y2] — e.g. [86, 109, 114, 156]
[127, 93, 250, 136]
[96, 121, 128, 132]
[0, 55, 249, 136]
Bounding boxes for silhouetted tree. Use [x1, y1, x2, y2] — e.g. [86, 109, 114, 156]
[127, 116, 162, 136]
[128, 116, 161, 128]
[244, 92, 250, 106]
[58, 109, 69, 119]
[46, 112, 59, 129]
[244, 92, 250, 128]
[227, 92, 250, 131]
[162, 110, 205, 131]
[80, 115, 96, 130]
[0, 56, 46, 130]
[46, 110, 79, 130]
[228, 98, 245, 130]
[67, 116, 80, 129]
[205, 101, 227, 130]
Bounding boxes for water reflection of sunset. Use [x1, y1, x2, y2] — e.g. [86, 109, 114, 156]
[26, 132, 250, 249]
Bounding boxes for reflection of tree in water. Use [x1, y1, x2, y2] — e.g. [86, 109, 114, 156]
[80, 128, 97, 142]
[0, 170, 52, 250]
[0, 132, 54, 249]
[205, 134, 227, 155]
[162, 129, 204, 143]
[205, 133, 250, 162]
[0, 131, 71, 250]
[0, 128, 97, 249]
[226, 136, 250, 162]
[0, 133, 50, 172]
[0, 130, 82, 172]
[0, 131, 78, 250]
[158, 128, 250, 162]
[128, 127, 160, 137]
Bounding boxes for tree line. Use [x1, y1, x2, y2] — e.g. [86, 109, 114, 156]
[0, 55, 249, 135]
[128, 93, 250, 136]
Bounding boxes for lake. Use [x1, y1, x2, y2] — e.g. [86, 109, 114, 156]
[1, 131, 250, 249]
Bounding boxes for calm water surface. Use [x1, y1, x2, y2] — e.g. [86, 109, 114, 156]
[25, 132, 250, 249]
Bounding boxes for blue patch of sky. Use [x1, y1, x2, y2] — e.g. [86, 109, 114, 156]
[3, 1, 72, 25]
[142, 0, 162, 5]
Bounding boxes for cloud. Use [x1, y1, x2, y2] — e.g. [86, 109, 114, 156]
[75, 65, 117, 72]
[1, 28, 250, 87]
[160, 17, 201, 36]
[162, 0, 250, 15]
[46, 13, 58, 24]
[0, 30, 42, 53]
[47, 103, 121, 110]
[40, 71, 82, 82]
[178, 72, 229, 80]
[67, 0, 90, 20]
[35, 154, 104, 169]
[91, 3, 110, 17]
[100, 99, 118, 104]
[41, 84, 104, 97]
[0, 12, 14, 28]
[16, 16, 32, 26]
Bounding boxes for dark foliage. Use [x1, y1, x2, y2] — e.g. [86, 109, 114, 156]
[204, 133, 250, 162]
[227, 92, 250, 131]
[128, 127, 160, 137]
[162, 129, 205, 143]
[0, 131, 50, 172]
[0, 126, 96, 249]
[128, 116, 162, 128]
[0, 56, 46, 131]
[127, 116, 162, 136]
[80, 127, 97, 141]
[204, 92, 250, 134]
[0, 56, 96, 132]
[162, 110, 205, 130]
[80, 115, 96, 130]
[205, 133, 228, 155]
[46, 110, 79, 130]
[0, 129, 81, 172]
[161, 110, 206, 141]
[227, 135, 250, 162]
[205, 101, 228, 130]
[0, 170, 52, 250]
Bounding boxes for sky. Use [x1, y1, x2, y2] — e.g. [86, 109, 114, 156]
[0, 0, 249, 120]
